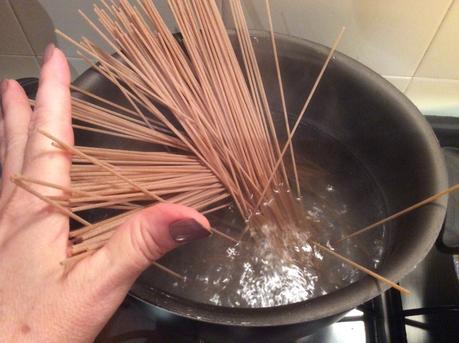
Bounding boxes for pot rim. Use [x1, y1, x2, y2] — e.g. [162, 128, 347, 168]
[74, 30, 448, 327]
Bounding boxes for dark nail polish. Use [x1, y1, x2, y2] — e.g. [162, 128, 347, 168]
[0, 79, 9, 94]
[43, 43, 55, 64]
[169, 218, 210, 243]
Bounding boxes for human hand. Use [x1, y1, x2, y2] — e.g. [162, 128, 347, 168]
[0, 44, 210, 342]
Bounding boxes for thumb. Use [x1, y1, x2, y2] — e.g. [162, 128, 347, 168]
[71, 203, 210, 295]
[99, 203, 210, 281]
[62, 203, 210, 341]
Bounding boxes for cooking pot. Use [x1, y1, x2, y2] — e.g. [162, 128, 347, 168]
[72, 32, 448, 342]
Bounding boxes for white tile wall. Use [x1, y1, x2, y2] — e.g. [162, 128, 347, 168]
[10, 0, 59, 56]
[222, 0, 452, 77]
[33, 0, 119, 57]
[0, 0, 457, 116]
[13, 0, 204, 58]
[0, 0, 35, 55]
[1, 0, 212, 81]
[0, 55, 40, 80]
[382, 76, 412, 93]
[415, 0, 459, 79]
[405, 77, 459, 116]
[67, 57, 91, 80]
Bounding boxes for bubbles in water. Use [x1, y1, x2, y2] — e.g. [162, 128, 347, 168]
[237, 249, 318, 307]
[338, 203, 348, 215]
[209, 294, 221, 305]
[313, 248, 324, 261]
[195, 274, 209, 284]
[146, 176, 387, 309]
[226, 246, 238, 259]
[307, 206, 323, 223]
[302, 243, 312, 253]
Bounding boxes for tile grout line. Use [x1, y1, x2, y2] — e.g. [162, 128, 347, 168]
[404, 0, 456, 94]
[0, 54, 44, 58]
[0, 54, 87, 59]
[405, 76, 459, 82]
[7, 0, 41, 69]
[382, 75, 459, 81]
[5, 1, 87, 80]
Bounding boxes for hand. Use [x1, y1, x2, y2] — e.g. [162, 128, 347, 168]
[0, 44, 210, 342]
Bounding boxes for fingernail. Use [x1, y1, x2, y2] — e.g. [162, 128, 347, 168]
[0, 79, 9, 94]
[43, 43, 55, 64]
[169, 219, 210, 243]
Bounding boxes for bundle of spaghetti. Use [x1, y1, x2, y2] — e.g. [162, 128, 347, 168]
[54, 0, 302, 230]
[71, 96, 182, 147]
[68, 148, 228, 210]
[13, 0, 320, 265]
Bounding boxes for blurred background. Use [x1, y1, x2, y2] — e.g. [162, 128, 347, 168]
[0, 0, 458, 116]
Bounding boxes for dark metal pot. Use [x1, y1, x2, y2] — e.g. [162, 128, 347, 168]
[73, 32, 448, 342]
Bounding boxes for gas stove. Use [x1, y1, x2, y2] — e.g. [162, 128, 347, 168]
[94, 251, 459, 342]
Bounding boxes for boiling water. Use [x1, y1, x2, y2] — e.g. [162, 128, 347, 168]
[137, 123, 389, 308]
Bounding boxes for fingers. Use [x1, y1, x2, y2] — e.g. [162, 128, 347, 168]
[67, 204, 210, 308]
[0, 95, 4, 165]
[22, 44, 73, 194]
[0, 79, 33, 202]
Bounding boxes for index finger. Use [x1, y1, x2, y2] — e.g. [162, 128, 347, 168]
[22, 44, 74, 193]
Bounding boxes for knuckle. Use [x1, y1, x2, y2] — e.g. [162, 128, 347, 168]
[1, 188, 47, 220]
[0, 195, 24, 224]
[128, 217, 165, 265]
[5, 133, 27, 153]
[28, 112, 45, 133]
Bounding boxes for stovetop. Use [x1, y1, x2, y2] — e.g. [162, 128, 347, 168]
[95, 249, 459, 343]
[94, 115, 459, 343]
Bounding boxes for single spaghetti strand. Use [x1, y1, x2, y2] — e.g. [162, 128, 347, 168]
[254, 27, 346, 212]
[311, 240, 410, 295]
[11, 176, 91, 226]
[337, 183, 459, 243]
[265, 0, 301, 197]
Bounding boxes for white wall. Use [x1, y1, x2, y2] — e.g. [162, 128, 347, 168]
[0, 0, 458, 116]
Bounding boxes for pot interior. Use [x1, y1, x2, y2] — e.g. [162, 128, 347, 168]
[73, 32, 447, 326]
